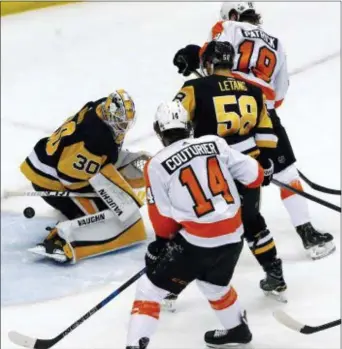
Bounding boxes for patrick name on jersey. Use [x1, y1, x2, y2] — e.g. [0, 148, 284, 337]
[162, 141, 219, 174]
[241, 29, 278, 50]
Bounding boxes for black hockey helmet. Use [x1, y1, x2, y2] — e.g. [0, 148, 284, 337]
[201, 40, 235, 73]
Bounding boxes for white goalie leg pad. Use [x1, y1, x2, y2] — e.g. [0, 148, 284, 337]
[273, 164, 310, 227]
[89, 171, 140, 223]
[57, 208, 142, 263]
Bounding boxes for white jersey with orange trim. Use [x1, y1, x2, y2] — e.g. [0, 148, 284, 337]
[204, 20, 289, 109]
[144, 135, 264, 248]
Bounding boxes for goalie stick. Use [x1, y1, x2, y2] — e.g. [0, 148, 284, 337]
[3, 190, 98, 198]
[298, 170, 341, 196]
[273, 310, 341, 334]
[8, 267, 146, 349]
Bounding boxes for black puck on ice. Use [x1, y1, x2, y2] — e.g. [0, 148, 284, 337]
[23, 207, 35, 219]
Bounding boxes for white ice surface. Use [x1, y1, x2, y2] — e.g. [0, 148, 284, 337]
[1, 2, 340, 349]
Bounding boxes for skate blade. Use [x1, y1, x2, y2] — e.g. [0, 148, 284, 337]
[263, 289, 288, 303]
[309, 242, 336, 260]
[27, 247, 68, 263]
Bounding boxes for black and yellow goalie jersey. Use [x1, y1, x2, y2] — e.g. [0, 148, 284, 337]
[173, 73, 278, 158]
[21, 99, 120, 192]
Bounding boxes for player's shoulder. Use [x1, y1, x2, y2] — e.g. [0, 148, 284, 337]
[183, 75, 222, 89]
[231, 75, 264, 98]
[82, 99, 112, 137]
[80, 99, 118, 155]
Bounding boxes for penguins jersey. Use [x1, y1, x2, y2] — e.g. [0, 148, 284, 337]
[21, 99, 120, 192]
[202, 20, 289, 109]
[173, 74, 278, 158]
[144, 135, 264, 248]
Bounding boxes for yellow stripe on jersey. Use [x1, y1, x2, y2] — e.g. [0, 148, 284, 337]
[101, 164, 144, 207]
[57, 142, 107, 181]
[247, 149, 261, 159]
[255, 140, 278, 148]
[20, 160, 65, 191]
[254, 94, 278, 149]
[257, 95, 273, 129]
[174, 85, 196, 120]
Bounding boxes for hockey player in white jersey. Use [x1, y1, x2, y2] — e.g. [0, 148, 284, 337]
[172, 1, 335, 260]
[126, 101, 266, 348]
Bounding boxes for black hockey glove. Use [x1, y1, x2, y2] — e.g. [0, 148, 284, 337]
[173, 45, 201, 77]
[257, 153, 275, 187]
[145, 236, 169, 269]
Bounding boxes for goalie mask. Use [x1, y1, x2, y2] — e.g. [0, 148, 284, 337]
[101, 89, 136, 144]
[153, 101, 192, 147]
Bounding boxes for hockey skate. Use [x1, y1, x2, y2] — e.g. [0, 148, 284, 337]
[28, 227, 73, 263]
[296, 223, 335, 260]
[260, 258, 287, 303]
[161, 293, 178, 312]
[205, 311, 252, 348]
[126, 337, 150, 349]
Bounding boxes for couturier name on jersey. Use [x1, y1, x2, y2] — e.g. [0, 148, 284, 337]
[162, 142, 219, 174]
[241, 29, 278, 50]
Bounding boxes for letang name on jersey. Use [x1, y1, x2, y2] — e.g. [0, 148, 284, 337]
[162, 142, 219, 174]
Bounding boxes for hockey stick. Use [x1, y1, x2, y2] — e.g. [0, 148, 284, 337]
[271, 178, 341, 213]
[3, 190, 98, 198]
[273, 310, 341, 334]
[8, 267, 146, 349]
[298, 170, 341, 196]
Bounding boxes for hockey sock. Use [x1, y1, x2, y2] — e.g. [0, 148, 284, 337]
[126, 275, 168, 347]
[197, 281, 242, 329]
[273, 165, 310, 227]
[247, 229, 277, 267]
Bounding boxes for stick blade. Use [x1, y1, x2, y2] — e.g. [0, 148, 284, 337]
[273, 310, 304, 332]
[8, 331, 37, 348]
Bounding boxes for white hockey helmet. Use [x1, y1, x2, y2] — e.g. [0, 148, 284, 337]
[153, 100, 192, 146]
[100, 89, 136, 144]
[220, 2, 256, 21]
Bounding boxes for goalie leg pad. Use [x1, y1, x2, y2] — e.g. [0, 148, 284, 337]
[89, 164, 144, 223]
[57, 209, 147, 263]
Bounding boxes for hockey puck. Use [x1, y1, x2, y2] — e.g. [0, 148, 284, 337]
[23, 207, 35, 219]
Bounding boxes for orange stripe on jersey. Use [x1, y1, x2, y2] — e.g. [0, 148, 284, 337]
[144, 160, 181, 239]
[280, 180, 304, 200]
[131, 300, 161, 320]
[231, 72, 276, 100]
[246, 164, 264, 188]
[211, 21, 224, 40]
[275, 99, 284, 109]
[209, 287, 238, 310]
[181, 208, 242, 238]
